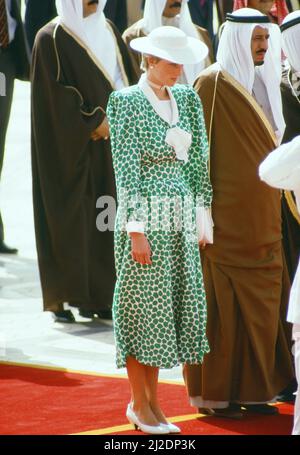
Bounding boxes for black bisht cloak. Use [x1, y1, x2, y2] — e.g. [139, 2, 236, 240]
[31, 20, 138, 313]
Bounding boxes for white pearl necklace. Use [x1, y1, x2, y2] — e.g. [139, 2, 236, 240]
[146, 78, 166, 92]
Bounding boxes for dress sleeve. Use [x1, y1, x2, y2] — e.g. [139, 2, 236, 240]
[182, 88, 214, 242]
[107, 92, 146, 234]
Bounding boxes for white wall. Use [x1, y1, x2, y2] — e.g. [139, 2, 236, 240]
[127, 0, 143, 26]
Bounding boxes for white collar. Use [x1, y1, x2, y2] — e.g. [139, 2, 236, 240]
[138, 74, 191, 164]
[138, 74, 179, 126]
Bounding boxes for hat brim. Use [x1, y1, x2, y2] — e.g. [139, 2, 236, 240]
[130, 35, 208, 65]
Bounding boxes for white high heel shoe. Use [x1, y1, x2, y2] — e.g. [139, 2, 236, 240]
[159, 422, 181, 433]
[126, 404, 169, 435]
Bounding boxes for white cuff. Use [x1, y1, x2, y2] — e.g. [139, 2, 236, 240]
[196, 207, 214, 243]
[126, 221, 145, 235]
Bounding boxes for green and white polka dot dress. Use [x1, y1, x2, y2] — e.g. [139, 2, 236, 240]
[107, 84, 212, 369]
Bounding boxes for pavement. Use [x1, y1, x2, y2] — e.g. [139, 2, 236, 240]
[0, 81, 183, 382]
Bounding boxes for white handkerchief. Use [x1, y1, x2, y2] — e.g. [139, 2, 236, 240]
[165, 126, 192, 164]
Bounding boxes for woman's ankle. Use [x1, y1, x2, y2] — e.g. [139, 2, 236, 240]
[134, 405, 160, 426]
[150, 402, 168, 424]
[131, 399, 148, 413]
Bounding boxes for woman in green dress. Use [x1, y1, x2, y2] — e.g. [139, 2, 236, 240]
[107, 26, 213, 435]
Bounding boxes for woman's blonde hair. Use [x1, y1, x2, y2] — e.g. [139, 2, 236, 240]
[140, 54, 162, 72]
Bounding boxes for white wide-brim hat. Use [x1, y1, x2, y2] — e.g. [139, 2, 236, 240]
[130, 26, 208, 65]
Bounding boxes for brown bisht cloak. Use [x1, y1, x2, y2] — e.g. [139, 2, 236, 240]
[122, 21, 214, 79]
[183, 65, 294, 406]
[31, 20, 138, 313]
[281, 68, 300, 281]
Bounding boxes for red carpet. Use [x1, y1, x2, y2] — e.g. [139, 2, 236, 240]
[0, 362, 294, 435]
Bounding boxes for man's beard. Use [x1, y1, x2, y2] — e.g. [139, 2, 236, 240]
[254, 50, 267, 66]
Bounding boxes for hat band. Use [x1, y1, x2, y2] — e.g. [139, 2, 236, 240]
[150, 38, 187, 51]
[226, 13, 270, 24]
[281, 16, 300, 32]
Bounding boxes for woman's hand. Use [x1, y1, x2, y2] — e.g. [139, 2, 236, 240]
[199, 240, 207, 250]
[91, 116, 110, 141]
[130, 232, 152, 265]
